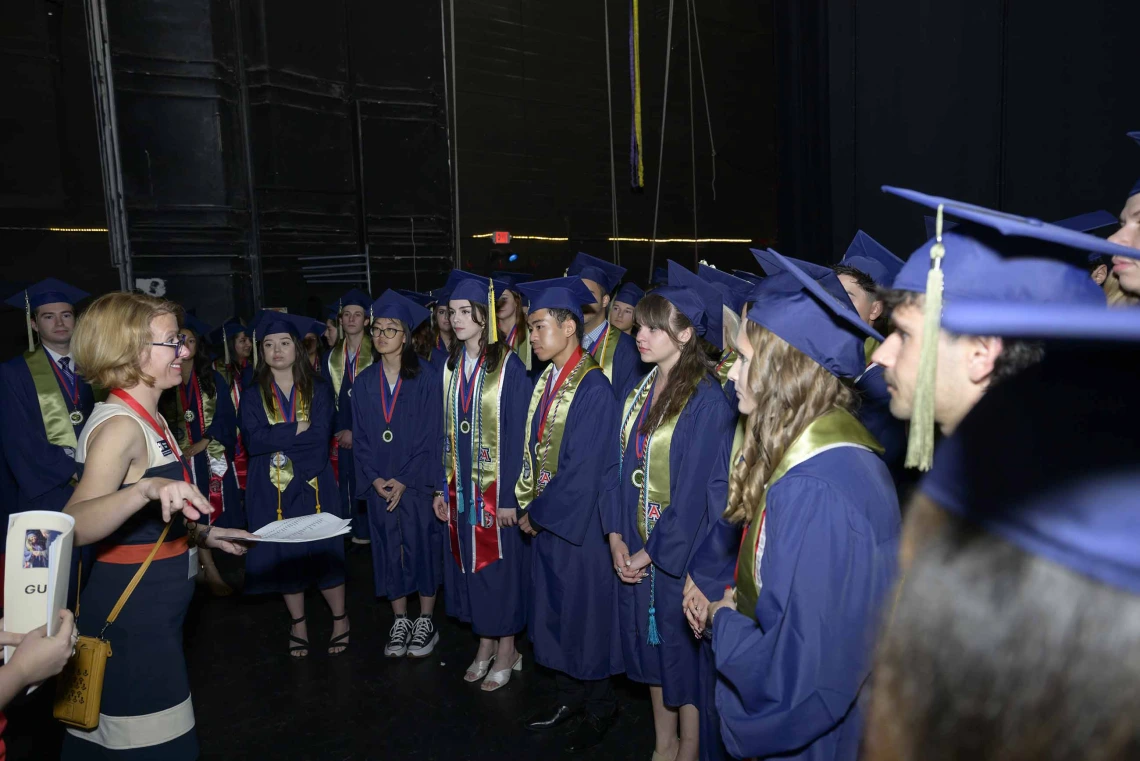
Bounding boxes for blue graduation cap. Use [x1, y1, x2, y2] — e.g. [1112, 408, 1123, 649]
[395, 289, 437, 309]
[650, 267, 669, 286]
[1053, 210, 1118, 234]
[651, 286, 707, 338]
[745, 252, 882, 379]
[207, 318, 246, 365]
[841, 230, 904, 288]
[249, 310, 314, 367]
[440, 270, 509, 343]
[371, 289, 431, 332]
[337, 288, 372, 312]
[613, 282, 645, 307]
[667, 261, 720, 345]
[491, 272, 535, 292]
[181, 313, 213, 341]
[323, 303, 339, 321]
[882, 185, 1133, 469]
[922, 350, 1140, 596]
[303, 318, 326, 338]
[516, 277, 597, 323]
[732, 269, 764, 286]
[567, 253, 627, 294]
[751, 248, 859, 307]
[698, 264, 753, 313]
[4, 278, 91, 352]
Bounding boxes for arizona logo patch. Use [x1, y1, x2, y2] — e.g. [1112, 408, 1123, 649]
[647, 502, 662, 521]
[538, 470, 552, 487]
[478, 447, 492, 464]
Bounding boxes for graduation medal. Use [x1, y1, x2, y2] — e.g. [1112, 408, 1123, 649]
[379, 373, 402, 444]
[184, 409, 195, 423]
[262, 385, 319, 521]
[69, 410, 84, 425]
[459, 420, 471, 434]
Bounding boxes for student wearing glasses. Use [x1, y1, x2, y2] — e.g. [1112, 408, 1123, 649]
[352, 291, 444, 659]
[62, 292, 254, 760]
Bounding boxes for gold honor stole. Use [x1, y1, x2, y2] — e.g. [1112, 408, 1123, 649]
[735, 407, 883, 621]
[508, 323, 532, 372]
[174, 378, 227, 464]
[590, 324, 623, 385]
[25, 348, 81, 450]
[328, 339, 374, 408]
[714, 348, 738, 389]
[618, 369, 694, 645]
[516, 352, 600, 511]
[443, 355, 508, 573]
[261, 388, 322, 520]
[863, 336, 881, 367]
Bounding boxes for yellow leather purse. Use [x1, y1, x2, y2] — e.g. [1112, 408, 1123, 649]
[53, 523, 172, 729]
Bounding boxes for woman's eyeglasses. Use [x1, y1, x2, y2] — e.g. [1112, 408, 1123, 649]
[369, 326, 405, 339]
[151, 335, 187, 354]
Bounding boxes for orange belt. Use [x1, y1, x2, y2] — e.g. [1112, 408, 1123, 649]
[96, 536, 189, 565]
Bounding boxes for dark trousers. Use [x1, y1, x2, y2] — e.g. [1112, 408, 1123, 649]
[555, 672, 617, 720]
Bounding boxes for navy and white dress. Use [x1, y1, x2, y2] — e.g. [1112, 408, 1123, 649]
[62, 403, 198, 760]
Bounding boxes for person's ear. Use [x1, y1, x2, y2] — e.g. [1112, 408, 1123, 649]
[676, 326, 694, 347]
[869, 299, 885, 323]
[965, 335, 1003, 385]
[1091, 264, 1109, 286]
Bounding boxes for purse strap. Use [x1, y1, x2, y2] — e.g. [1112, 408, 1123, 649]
[98, 522, 173, 639]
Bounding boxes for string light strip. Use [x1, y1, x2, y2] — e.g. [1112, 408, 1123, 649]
[471, 233, 750, 243]
[0, 226, 110, 233]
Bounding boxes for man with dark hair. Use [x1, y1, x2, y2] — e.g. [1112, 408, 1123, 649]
[514, 277, 620, 752]
[566, 252, 644, 399]
[873, 187, 1132, 471]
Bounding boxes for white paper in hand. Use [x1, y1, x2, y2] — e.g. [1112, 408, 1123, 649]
[249, 513, 352, 543]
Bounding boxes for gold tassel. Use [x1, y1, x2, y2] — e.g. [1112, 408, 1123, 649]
[487, 278, 499, 344]
[337, 298, 343, 344]
[252, 329, 259, 369]
[904, 204, 946, 471]
[223, 325, 231, 366]
[24, 291, 34, 353]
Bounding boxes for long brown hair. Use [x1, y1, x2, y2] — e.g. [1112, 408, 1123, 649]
[256, 333, 316, 412]
[724, 320, 855, 524]
[633, 294, 715, 434]
[446, 302, 506, 373]
[411, 319, 434, 361]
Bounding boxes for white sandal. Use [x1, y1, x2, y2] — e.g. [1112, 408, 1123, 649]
[481, 653, 523, 692]
[464, 654, 495, 683]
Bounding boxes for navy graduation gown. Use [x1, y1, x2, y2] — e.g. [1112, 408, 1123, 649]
[711, 447, 900, 761]
[352, 361, 444, 600]
[524, 366, 621, 681]
[856, 364, 906, 481]
[0, 350, 96, 513]
[322, 344, 371, 541]
[167, 371, 244, 530]
[441, 351, 531, 637]
[602, 375, 735, 707]
[241, 378, 344, 596]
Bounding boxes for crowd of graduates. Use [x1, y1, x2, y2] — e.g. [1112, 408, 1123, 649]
[1, 135, 1140, 761]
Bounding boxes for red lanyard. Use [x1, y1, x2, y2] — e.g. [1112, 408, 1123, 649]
[634, 385, 655, 460]
[272, 383, 298, 423]
[537, 348, 582, 442]
[49, 356, 79, 407]
[506, 324, 518, 348]
[178, 371, 204, 442]
[380, 373, 403, 426]
[109, 389, 192, 484]
[459, 353, 485, 416]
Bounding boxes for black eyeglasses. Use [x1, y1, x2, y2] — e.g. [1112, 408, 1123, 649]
[151, 335, 187, 354]
[370, 326, 405, 338]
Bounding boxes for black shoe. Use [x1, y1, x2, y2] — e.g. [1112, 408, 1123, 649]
[406, 615, 439, 658]
[524, 704, 578, 732]
[564, 712, 615, 753]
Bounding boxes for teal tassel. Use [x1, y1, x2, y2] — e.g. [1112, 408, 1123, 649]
[646, 567, 661, 646]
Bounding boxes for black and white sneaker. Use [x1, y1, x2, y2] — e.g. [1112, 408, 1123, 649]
[406, 615, 439, 658]
[385, 615, 413, 658]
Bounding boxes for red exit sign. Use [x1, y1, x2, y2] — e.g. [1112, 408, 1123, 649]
[493, 231, 511, 245]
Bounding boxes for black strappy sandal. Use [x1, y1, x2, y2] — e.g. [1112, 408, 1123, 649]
[328, 613, 350, 656]
[289, 615, 309, 659]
